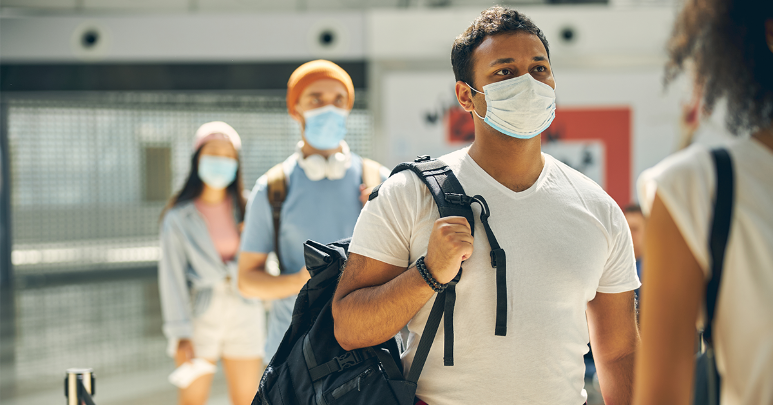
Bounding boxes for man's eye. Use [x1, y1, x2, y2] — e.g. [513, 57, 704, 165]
[496, 69, 512, 76]
[534, 66, 547, 73]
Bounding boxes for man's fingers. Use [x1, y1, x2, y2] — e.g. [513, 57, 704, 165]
[440, 223, 473, 237]
[436, 217, 470, 229]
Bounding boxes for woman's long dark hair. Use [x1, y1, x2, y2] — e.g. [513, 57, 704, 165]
[160, 147, 247, 223]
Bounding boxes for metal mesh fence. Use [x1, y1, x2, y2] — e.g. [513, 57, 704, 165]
[3, 91, 372, 397]
[8, 91, 372, 274]
[12, 275, 166, 396]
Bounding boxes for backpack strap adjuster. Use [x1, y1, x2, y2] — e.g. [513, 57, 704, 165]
[444, 193, 473, 206]
[335, 351, 361, 370]
[308, 349, 372, 381]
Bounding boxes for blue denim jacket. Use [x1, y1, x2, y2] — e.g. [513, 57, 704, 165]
[158, 200, 247, 340]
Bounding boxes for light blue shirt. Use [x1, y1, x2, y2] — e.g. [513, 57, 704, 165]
[240, 152, 387, 361]
[159, 201, 243, 340]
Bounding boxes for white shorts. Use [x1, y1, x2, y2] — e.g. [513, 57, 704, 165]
[192, 279, 266, 360]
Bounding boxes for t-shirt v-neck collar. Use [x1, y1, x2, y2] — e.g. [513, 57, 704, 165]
[460, 148, 552, 200]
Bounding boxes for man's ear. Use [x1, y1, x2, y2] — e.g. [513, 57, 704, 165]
[289, 105, 303, 124]
[455, 81, 475, 113]
[766, 19, 773, 54]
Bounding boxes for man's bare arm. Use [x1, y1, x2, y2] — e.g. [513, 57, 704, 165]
[587, 290, 640, 405]
[238, 251, 309, 300]
[333, 216, 474, 351]
[332, 253, 435, 351]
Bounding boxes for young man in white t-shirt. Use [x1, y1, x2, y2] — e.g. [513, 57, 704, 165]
[331, 6, 640, 405]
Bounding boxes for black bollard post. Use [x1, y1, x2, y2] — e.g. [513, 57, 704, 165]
[64, 368, 96, 405]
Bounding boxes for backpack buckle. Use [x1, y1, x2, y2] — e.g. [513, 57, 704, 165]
[336, 351, 360, 370]
[414, 155, 431, 163]
[445, 193, 473, 206]
[490, 248, 505, 268]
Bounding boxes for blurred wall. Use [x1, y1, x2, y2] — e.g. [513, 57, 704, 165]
[1, 4, 713, 204]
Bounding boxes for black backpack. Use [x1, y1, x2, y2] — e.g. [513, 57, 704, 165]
[253, 156, 507, 405]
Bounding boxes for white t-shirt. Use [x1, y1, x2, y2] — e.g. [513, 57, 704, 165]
[350, 148, 639, 405]
[638, 138, 773, 405]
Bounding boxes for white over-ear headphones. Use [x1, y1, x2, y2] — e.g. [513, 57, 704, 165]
[295, 141, 352, 181]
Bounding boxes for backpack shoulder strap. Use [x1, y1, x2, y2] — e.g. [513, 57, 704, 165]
[266, 163, 287, 272]
[384, 156, 475, 382]
[361, 157, 383, 189]
[389, 155, 475, 233]
[704, 148, 735, 345]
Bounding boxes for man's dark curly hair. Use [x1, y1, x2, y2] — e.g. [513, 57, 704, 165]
[666, 0, 773, 135]
[451, 6, 550, 90]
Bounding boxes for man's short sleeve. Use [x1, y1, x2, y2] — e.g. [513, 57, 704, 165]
[597, 205, 641, 293]
[349, 170, 422, 268]
[240, 176, 274, 254]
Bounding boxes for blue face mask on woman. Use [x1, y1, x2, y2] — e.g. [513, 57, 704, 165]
[302, 105, 349, 150]
[198, 155, 238, 189]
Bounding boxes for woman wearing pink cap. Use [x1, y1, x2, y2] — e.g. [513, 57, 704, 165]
[159, 121, 265, 405]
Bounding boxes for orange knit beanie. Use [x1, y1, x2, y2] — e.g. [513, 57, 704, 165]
[286, 60, 355, 113]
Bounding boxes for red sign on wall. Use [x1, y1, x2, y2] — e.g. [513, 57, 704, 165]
[543, 107, 632, 206]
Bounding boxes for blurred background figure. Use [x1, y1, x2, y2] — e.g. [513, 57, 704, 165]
[159, 122, 264, 405]
[634, 0, 773, 404]
[237, 60, 386, 365]
[623, 204, 645, 294]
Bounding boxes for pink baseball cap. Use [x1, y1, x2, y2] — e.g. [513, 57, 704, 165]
[193, 121, 242, 152]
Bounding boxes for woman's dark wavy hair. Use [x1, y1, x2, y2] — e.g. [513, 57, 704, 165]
[666, 0, 773, 135]
[451, 6, 550, 89]
[160, 147, 247, 223]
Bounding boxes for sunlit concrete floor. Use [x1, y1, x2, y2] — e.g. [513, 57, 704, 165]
[0, 269, 604, 405]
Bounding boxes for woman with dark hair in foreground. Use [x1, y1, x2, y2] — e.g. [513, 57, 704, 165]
[633, 0, 773, 404]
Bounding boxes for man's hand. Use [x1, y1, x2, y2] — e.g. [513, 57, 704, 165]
[175, 339, 195, 366]
[424, 217, 474, 284]
[238, 252, 311, 299]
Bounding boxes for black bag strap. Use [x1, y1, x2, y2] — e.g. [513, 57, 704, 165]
[470, 195, 508, 337]
[386, 156, 509, 384]
[379, 156, 472, 382]
[389, 156, 476, 233]
[371, 155, 509, 384]
[704, 148, 735, 345]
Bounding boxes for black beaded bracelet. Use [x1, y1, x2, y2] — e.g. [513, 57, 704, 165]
[416, 256, 448, 293]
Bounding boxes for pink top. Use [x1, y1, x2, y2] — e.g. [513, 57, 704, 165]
[194, 197, 240, 263]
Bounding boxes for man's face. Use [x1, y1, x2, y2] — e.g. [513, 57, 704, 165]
[465, 31, 555, 120]
[292, 79, 349, 127]
[625, 211, 646, 260]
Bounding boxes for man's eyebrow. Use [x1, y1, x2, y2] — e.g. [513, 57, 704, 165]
[489, 58, 515, 67]
[489, 56, 547, 66]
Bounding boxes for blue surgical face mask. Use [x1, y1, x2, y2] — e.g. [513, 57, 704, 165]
[467, 73, 557, 139]
[302, 105, 349, 150]
[198, 155, 238, 189]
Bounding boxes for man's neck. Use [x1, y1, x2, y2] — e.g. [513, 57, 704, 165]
[467, 127, 545, 193]
[301, 139, 343, 159]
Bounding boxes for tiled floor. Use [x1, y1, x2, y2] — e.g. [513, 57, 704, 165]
[0, 272, 235, 405]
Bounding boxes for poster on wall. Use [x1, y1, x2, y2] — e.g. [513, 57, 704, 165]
[382, 71, 632, 206]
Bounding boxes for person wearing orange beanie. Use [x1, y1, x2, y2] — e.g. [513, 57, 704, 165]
[237, 60, 387, 365]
